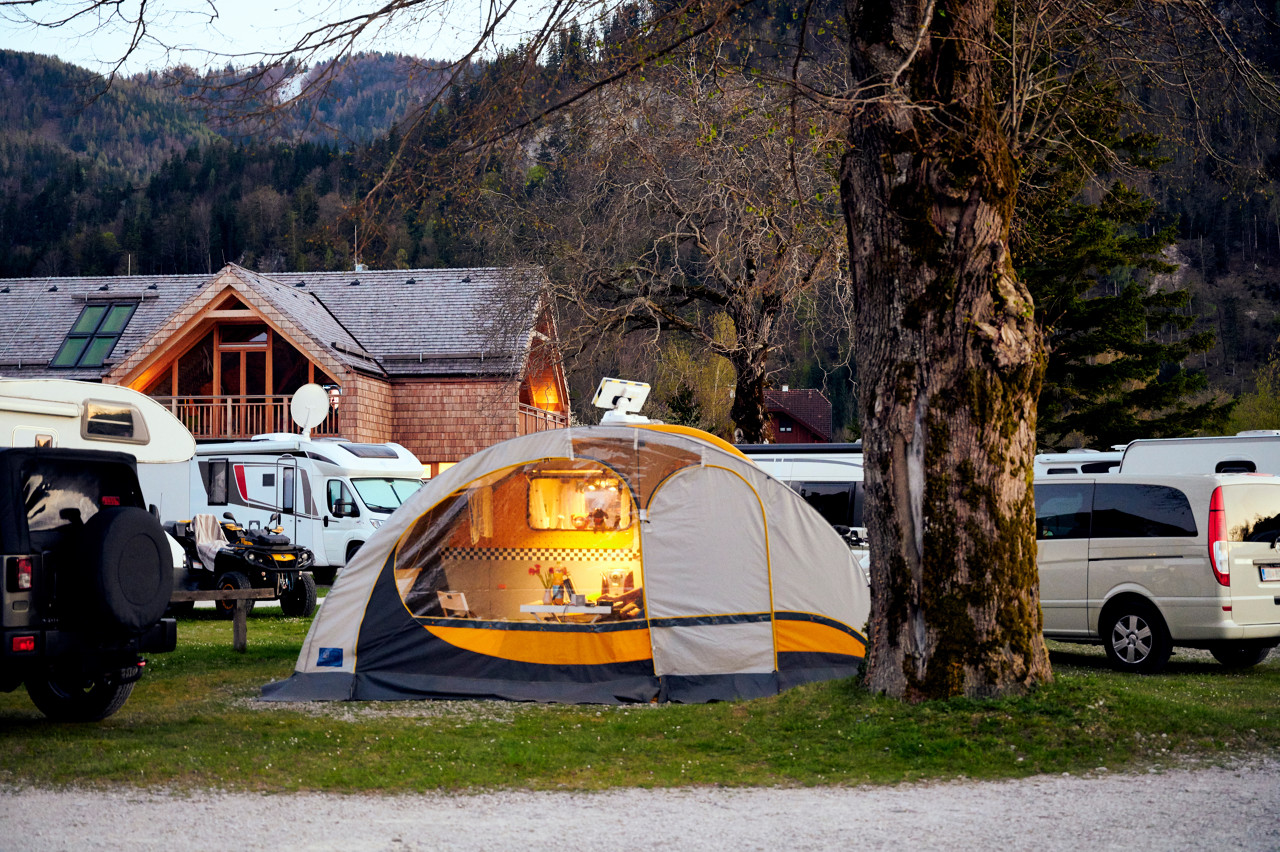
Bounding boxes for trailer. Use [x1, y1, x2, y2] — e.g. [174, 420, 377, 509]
[189, 433, 425, 583]
[0, 378, 195, 521]
[0, 377, 196, 575]
[1119, 431, 1280, 475]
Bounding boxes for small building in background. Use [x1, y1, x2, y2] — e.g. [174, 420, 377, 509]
[764, 386, 832, 444]
[0, 263, 568, 475]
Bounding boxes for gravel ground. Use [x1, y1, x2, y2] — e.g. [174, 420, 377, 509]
[3, 759, 1278, 852]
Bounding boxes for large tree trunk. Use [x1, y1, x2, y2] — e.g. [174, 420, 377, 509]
[842, 0, 1052, 700]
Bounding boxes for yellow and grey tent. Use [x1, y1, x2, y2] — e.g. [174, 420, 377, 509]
[262, 425, 870, 704]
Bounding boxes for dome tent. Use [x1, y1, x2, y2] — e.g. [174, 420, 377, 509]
[262, 425, 869, 704]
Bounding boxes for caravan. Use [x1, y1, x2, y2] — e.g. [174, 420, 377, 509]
[189, 434, 425, 583]
[0, 378, 195, 521]
[1120, 432, 1280, 475]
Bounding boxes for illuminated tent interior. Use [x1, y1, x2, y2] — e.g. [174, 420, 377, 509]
[263, 425, 870, 704]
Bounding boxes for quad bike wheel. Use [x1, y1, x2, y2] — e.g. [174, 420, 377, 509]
[213, 571, 253, 620]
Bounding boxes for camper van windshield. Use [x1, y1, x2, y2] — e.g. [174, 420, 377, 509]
[352, 477, 423, 513]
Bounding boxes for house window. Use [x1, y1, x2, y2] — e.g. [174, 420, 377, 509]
[51, 302, 137, 368]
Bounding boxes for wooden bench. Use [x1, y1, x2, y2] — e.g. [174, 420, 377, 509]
[169, 588, 278, 652]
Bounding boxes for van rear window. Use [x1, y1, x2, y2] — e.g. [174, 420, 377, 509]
[1222, 483, 1280, 542]
[1092, 484, 1197, 538]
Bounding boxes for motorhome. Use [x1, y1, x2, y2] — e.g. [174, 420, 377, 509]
[1120, 432, 1280, 475]
[0, 378, 195, 522]
[189, 434, 425, 583]
[738, 443, 865, 540]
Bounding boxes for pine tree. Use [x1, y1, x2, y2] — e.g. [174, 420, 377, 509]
[1017, 145, 1230, 448]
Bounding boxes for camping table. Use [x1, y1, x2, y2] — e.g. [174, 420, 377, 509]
[169, 588, 278, 652]
[520, 603, 613, 623]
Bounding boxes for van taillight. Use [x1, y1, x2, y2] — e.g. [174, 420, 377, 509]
[7, 556, 33, 592]
[1209, 486, 1230, 587]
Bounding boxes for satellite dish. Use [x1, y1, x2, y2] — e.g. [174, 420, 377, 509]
[290, 384, 331, 436]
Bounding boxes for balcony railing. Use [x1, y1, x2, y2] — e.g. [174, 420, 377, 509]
[519, 403, 568, 434]
[151, 395, 340, 440]
[152, 395, 565, 441]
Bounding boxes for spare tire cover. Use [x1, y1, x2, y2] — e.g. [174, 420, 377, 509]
[80, 506, 173, 632]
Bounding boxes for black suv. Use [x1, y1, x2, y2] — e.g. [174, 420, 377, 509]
[0, 447, 176, 721]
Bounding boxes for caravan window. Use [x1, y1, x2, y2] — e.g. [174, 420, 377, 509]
[206, 459, 230, 505]
[527, 473, 634, 532]
[82, 400, 149, 444]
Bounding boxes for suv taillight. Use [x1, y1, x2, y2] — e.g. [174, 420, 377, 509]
[6, 556, 33, 592]
[1209, 486, 1230, 587]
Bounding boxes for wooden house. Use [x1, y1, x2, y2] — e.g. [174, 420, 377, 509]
[0, 263, 568, 474]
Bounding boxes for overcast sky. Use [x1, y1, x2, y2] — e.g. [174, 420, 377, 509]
[0, 0, 520, 73]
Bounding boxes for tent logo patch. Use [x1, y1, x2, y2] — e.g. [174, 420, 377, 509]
[317, 647, 343, 667]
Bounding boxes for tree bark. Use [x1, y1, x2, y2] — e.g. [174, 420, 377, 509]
[842, 0, 1052, 700]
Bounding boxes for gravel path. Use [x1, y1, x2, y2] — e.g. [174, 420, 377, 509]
[4, 760, 1277, 851]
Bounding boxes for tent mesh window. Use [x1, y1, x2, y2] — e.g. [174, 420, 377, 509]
[393, 460, 644, 623]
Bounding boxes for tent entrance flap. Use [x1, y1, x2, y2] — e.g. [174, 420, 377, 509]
[644, 466, 775, 676]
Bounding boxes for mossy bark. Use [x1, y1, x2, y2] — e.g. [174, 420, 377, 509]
[841, 0, 1052, 700]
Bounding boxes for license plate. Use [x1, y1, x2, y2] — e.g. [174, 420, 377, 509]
[1260, 565, 1280, 582]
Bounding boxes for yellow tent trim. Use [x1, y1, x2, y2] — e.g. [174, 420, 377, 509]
[775, 619, 866, 659]
[425, 624, 654, 666]
[635, 424, 751, 463]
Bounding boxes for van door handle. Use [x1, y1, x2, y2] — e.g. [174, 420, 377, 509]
[323, 516, 329, 528]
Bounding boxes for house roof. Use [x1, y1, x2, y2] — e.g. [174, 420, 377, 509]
[764, 388, 833, 441]
[0, 264, 548, 381]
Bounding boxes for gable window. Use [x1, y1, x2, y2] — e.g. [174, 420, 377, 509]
[52, 302, 137, 368]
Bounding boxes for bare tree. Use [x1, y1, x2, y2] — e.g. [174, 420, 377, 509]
[480, 53, 846, 441]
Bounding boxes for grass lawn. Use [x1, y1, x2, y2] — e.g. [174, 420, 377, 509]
[1, 611, 1276, 792]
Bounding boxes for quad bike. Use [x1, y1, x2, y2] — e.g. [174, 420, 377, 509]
[167, 512, 318, 619]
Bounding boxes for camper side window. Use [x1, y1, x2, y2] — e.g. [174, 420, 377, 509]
[794, 481, 857, 528]
[328, 480, 359, 517]
[206, 459, 230, 505]
[82, 400, 149, 444]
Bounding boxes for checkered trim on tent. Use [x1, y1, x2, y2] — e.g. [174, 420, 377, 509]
[442, 547, 641, 563]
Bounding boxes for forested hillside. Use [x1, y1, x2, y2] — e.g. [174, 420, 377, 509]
[4, 21, 1280, 441]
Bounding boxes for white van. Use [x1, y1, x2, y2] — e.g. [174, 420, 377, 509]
[189, 434, 424, 582]
[1035, 472, 1280, 672]
[1120, 432, 1280, 475]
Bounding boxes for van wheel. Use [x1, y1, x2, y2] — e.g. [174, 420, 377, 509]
[26, 670, 134, 722]
[213, 571, 252, 620]
[1102, 601, 1172, 673]
[1210, 642, 1272, 670]
[279, 572, 317, 617]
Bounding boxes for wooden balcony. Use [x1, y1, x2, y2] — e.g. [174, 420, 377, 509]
[518, 403, 568, 434]
[151, 396, 566, 442]
[151, 395, 339, 440]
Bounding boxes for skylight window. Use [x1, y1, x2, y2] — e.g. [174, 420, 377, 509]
[52, 302, 137, 368]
